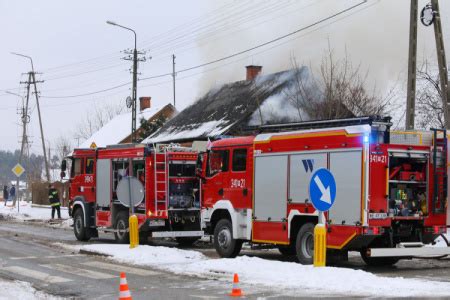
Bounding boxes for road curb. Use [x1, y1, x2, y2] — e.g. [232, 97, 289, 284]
[79, 249, 112, 257]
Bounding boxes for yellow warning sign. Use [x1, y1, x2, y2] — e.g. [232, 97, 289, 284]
[90, 142, 97, 149]
[12, 163, 25, 177]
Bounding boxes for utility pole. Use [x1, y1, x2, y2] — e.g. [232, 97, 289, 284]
[172, 54, 176, 108]
[405, 0, 418, 130]
[19, 72, 49, 182]
[31, 71, 50, 182]
[107, 21, 146, 143]
[122, 47, 146, 142]
[7, 90, 30, 205]
[12, 52, 50, 192]
[430, 0, 450, 128]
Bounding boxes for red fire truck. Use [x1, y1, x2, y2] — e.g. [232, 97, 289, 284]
[197, 117, 450, 265]
[62, 144, 202, 245]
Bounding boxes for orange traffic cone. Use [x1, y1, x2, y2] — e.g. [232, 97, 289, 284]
[119, 272, 132, 300]
[229, 273, 243, 297]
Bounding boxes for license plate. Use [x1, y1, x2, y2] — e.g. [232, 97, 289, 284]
[149, 219, 165, 227]
[369, 213, 387, 220]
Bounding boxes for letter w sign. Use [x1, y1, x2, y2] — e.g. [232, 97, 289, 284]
[302, 159, 314, 172]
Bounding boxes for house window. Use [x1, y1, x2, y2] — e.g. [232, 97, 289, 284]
[232, 149, 247, 172]
[207, 150, 229, 177]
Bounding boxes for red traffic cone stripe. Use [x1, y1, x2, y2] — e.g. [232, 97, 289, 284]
[229, 273, 243, 297]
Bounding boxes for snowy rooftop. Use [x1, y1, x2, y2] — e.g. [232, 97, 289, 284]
[80, 105, 166, 148]
[146, 67, 350, 144]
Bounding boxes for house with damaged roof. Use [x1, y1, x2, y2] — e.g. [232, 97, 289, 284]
[144, 65, 354, 145]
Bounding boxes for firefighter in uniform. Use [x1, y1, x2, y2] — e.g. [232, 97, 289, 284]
[48, 184, 61, 219]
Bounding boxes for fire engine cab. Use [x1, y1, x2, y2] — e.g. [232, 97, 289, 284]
[197, 116, 450, 265]
[62, 144, 202, 245]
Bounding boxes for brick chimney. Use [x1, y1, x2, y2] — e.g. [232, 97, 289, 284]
[246, 65, 262, 80]
[139, 97, 151, 111]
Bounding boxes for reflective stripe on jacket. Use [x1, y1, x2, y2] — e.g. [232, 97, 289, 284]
[48, 189, 60, 206]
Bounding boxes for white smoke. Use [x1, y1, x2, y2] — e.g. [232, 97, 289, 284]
[248, 92, 304, 126]
[196, 0, 450, 109]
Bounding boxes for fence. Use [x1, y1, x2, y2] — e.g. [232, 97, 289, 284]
[31, 181, 69, 207]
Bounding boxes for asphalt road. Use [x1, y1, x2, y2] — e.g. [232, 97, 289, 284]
[1, 219, 450, 299]
[0, 220, 309, 299]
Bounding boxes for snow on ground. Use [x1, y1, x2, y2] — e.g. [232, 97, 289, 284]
[0, 201, 72, 228]
[0, 279, 61, 300]
[78, 244, 450, 298]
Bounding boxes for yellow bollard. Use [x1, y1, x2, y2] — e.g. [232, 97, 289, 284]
[313, 223, 326, 267]
[129, 214, 139, 249]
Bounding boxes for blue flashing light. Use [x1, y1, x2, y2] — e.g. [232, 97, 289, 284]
[363, 135, 370, 143]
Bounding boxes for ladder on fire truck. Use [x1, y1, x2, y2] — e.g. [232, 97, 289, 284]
[432, 129, 448, 214]
[154, 144, 169, 218]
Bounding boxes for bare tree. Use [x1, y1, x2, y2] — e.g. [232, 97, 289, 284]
[74, 102, 126, 140]
[415, 61, 445, 129]
[286, 48, 395, 121]
[54, 135, 73, 164]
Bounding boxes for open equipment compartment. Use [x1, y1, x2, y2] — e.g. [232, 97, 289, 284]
[387, 150, 429, 218]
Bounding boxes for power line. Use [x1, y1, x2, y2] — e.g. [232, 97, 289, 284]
[142, 1, 368, 78]
[143, 1, 291, 54]
[43, 62, 128, 81]
[41, 1, 284, 79]
[19, 0, 376, 114]
[39, 1, 368, 99]
[3, 1, 312, 91]
[39, 1, 246, 75]
[41, 82, 131, 99]
[146, 0, 320, 61]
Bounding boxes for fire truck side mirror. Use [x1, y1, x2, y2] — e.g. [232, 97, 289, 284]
[196, 152, 207, 180]
[60, 171, 66, 179]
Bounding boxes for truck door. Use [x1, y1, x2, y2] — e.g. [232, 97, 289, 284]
[70, 157, 96, 199]
[225, 147, 250, 209]
[83, 158, 96, 201]
[202, 149, 229, 207]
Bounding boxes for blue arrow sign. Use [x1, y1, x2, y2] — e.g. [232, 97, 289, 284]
[309, 168, 336, 212]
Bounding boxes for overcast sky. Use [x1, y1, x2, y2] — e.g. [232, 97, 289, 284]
[1, 0, 449, 154]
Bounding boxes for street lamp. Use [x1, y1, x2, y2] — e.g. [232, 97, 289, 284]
[106, 20, 138, 143]
[11, 52, 35, 72]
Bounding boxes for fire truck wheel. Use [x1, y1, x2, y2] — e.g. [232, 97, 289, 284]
[360, 250, 400, 266]
[176, 237, 199, 247]
[73, 208, 90, 241]
[295, 223, 315, 264]
[214, 219, 243, 258]
[114, 211, 130, 244]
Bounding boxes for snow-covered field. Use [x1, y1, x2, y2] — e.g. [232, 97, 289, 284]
[0, 201, 72, 228]
[77, 243, 450, 298]
[0, 279, 60, 300]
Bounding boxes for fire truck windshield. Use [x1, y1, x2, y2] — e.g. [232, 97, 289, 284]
[169, 163, 196, 177]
